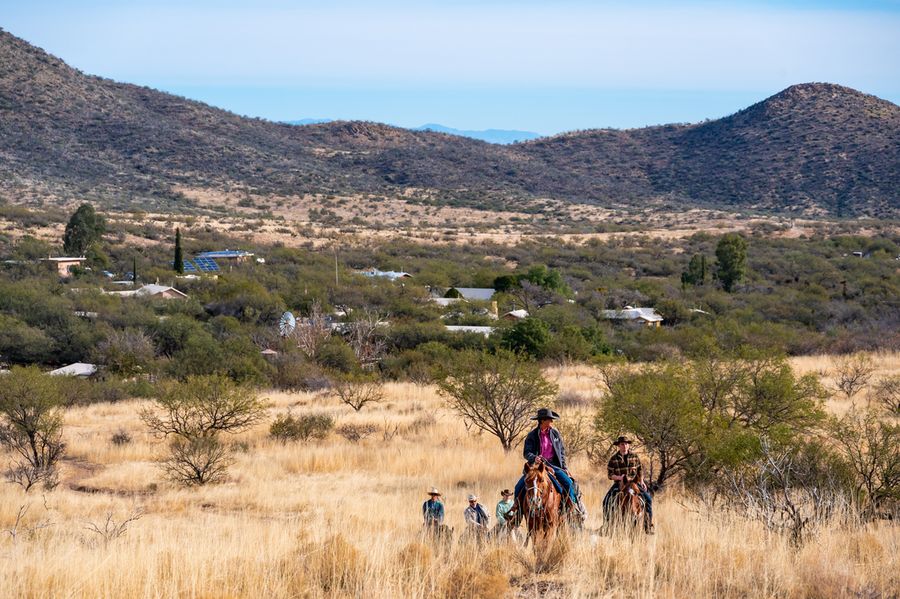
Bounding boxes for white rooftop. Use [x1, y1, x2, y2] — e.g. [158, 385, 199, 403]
[504, 309, 529, 319]
[444, 287, 495, 301]
[431, 297, 464, 307]
[41, 256, 85, 262]
[107, 284, 187, 298]
[48, 362, 97, 377]
[600, 306, 663, 323]
[359, 269, 412, 281]
[445, 325, 495, 337]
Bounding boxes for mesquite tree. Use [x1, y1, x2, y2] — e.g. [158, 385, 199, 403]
[0, 366, 65, 490]
[438, 350, 557, 451]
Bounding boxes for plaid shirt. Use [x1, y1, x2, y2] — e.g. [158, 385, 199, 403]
[607, 451, 643, 481]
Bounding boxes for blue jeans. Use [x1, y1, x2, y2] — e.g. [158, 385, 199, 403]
[603, 482, 652, 519]
[514, 465, 578, 506]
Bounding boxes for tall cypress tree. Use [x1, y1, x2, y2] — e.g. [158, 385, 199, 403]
[173, 228, 184, 274]
[715, 234, 748, 293]
[63, 203, 106, 256]
[681, 254, 709, 288]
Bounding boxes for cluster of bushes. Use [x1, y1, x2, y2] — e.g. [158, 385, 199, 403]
[1, 205, 898, 391]
[592, 349, 900, 542]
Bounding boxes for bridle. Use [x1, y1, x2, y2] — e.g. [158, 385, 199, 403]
[526, 475, 544, 519]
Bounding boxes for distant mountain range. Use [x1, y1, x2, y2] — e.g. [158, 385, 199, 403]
[1, 28, 897, 217]
[285, 119, 541, 144]
[412, 124, 540, 144]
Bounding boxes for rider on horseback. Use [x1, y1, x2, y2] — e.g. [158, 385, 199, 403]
[603, 436, 654, 533]
[509, 408, 585, 522]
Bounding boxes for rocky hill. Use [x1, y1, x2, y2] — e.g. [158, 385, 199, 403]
[1, 29, 897, 217]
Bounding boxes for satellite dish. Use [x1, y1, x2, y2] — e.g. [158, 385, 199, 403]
[279, 311, 296, 337]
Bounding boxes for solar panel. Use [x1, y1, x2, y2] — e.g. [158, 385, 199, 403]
[171, 260, 198, 273]
[193, 257, 220, 272]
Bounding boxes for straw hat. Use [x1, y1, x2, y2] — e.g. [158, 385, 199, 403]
[427, 487, 441, 496]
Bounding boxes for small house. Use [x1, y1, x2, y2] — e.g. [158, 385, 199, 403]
[502, 309, 529, 321]
[41, 256, 85, 278]
[107, 284, 188, 300]
[600, 306, 663, 328]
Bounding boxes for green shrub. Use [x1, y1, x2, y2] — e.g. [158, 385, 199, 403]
[315, 337, 358, 373]
[500, 317, 550, 358]
[269, 412, 334, 442]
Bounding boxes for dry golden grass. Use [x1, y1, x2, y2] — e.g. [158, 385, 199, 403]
[2, 359, 899, 598]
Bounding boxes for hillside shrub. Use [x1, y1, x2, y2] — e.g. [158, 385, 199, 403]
[0, 366, 65, 490]
[269, 412, 334, 443]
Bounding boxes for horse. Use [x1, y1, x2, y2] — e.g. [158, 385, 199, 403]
[615, 475, 648, 534]
[518, 460, 562, 546]
[422, 523, 454, 548]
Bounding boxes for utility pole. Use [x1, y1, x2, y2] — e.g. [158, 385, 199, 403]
[333, 241, 339, 286]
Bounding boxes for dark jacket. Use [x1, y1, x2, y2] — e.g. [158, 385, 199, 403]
[523, 426, 567, 471]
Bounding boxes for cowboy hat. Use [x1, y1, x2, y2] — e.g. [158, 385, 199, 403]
[467, 494, 478, 501]
[612, 436, 633, 446]
[530, 408, 560, 421]
[427, 487, 441, 496]
[500, 489, 512, 497]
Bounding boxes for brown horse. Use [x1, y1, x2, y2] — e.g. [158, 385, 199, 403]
[519, 461, 562, 545]
[616, 475, 648, 534]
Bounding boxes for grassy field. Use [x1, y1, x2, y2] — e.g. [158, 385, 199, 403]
[1, 355, 898, 598]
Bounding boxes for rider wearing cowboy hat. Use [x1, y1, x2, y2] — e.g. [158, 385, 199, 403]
[422, 487, 445, 529]
[510, 408, 583, 519]
[495, 489, 515, 530]
[604, 436, 654, 532]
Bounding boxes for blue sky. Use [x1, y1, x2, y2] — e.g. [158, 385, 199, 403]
[3, 0, 899, 134]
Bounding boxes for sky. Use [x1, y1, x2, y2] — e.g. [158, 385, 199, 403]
[3, 0, 900, 135]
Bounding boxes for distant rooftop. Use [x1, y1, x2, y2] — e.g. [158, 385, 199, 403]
[195, 250, 254, 259]
[359, 268, 412, 281]
[48, 362, 97, 377]
[40, 256, 86, 262]
[600, 306, 663, 323]
[445, 325, 495, 337]
[444, 287, 495, 301]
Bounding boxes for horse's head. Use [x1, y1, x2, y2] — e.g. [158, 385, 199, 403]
[620, 474, 640, 493]
[618, 476, 645, 517]
[525, 459, 545, 477]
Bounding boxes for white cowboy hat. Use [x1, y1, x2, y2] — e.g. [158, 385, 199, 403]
[467, 494, 477, 501]
[427, 487, 441, 496]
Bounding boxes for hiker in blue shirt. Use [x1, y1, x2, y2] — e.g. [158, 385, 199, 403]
[422, 487, 444, 529]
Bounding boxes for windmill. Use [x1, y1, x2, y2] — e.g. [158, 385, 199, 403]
[278, 311, 296, 338]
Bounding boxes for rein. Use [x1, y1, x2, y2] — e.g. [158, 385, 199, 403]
[526, 477, 544, 519]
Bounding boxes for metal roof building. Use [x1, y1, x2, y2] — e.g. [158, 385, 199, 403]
[600, 306, 663, 327]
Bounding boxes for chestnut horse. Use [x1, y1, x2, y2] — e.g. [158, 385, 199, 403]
[616, 475, 648, 534]
[519, 461, 562, 545]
